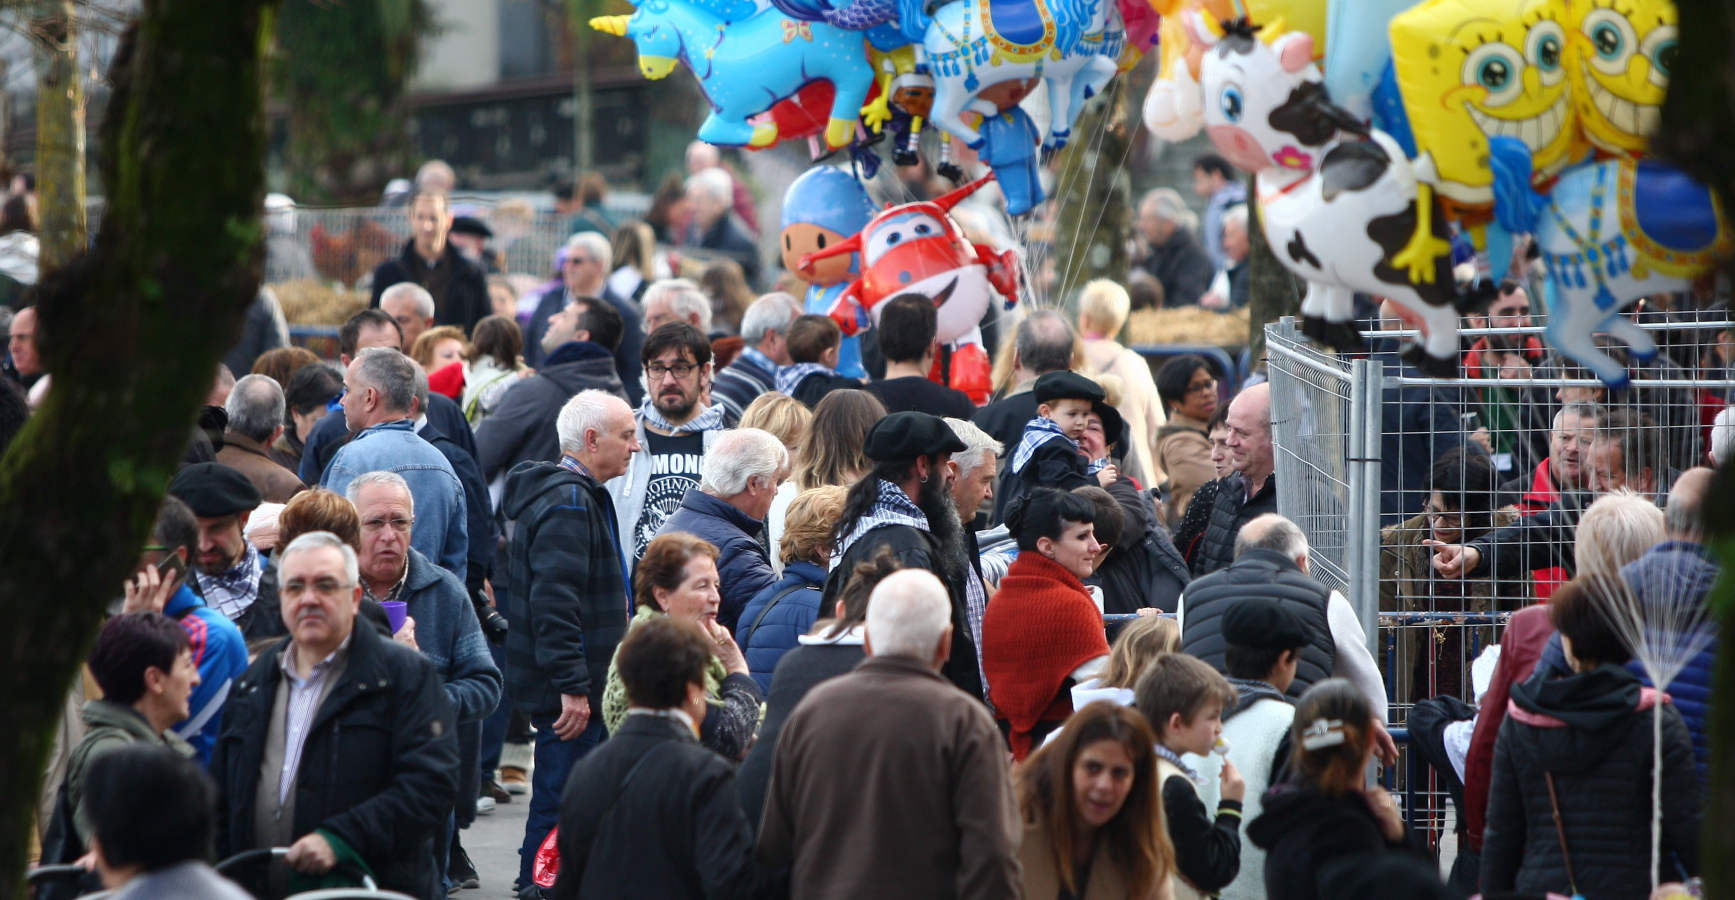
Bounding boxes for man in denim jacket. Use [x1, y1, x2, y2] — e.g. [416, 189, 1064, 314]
[322, 347, 468, 579]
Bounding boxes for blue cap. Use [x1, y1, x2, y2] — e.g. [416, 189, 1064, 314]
[781, 166, 876, 236]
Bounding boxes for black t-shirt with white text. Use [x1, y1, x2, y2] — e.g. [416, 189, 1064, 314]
[632, 429, 705, 558]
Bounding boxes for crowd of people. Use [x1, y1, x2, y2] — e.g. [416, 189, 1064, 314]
[6, 151, 1723, 900]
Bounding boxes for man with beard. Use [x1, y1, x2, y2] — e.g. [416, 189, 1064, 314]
[168, 462, 283, 645]
[605, 323, 726, 562]
[825, 411, 985, 701]
[1464, 281, 1550, 479]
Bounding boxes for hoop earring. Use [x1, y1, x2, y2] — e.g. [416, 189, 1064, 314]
[919, 474, 928, 484]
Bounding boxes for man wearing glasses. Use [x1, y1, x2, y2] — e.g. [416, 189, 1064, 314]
[210, 531, 459, 900]
[346, 470, 501, 894]
[607, 322, 726, 561]
[526, 232, 645, 403]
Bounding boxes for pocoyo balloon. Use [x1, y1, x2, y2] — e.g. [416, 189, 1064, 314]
[781, 167, 880, 378]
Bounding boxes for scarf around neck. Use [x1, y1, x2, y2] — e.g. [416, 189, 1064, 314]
[775, 362, 835, 396]
[1011, 416, 1106, 475]
[834, 479, 929, 565]
[638, 397, 723, 435]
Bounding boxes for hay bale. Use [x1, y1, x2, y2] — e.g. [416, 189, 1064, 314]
[1124, 306, 1250, 349]
[272, 279, 368, 326]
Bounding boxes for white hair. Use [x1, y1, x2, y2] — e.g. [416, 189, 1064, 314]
[644, 278, 713, 334]
[1139, 187, 1198, 234]
[1711, 407, 1735, 466]
[414, 159, 456, 192]
[944, 417, 1002, 478]
[563, 231, 611, 267]
[280, 530, 360, 587]
[225, 374, 286, 443]
[1222, 204, 1249, 236]
[685, 167, 733, 207]
[556, 389, 629, 456]
[1553, 402, 1600, 433]
[379, 282, 435, 320]
[740, 292, 802, 344]
[1233, 513, 1309, 561]
[700, 428, 789, 496]
[1077, 278, 1131, 335]
[264, 192, 296, 236]
[865, 569, 953, 661]
[345, 470, 414, 514]
[1575, 490, 1664, 579]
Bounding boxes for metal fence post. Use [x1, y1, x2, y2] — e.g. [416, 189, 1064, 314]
[1348, 356, 1383, 656]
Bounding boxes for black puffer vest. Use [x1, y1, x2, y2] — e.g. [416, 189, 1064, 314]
[1181, 548, 1336, 699]
[1192, 472, 1278, 576]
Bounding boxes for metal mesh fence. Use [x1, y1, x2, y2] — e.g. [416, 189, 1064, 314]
[1264, 310, 1733, 855]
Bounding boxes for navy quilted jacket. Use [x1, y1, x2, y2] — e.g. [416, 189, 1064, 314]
[1621, 541, 1719, 783]
[737, 562, 826, 692]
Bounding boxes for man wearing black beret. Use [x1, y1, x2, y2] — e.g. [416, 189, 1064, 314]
[825, 411, 987, 701]
[167, 462, 284, 644]
[1210, 595, 1310, 897]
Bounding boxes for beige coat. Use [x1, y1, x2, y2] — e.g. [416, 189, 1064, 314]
[1019, 812, 1174, 900]
[1153, 413, 1214, 529]
[1083, 339, 1168, 488]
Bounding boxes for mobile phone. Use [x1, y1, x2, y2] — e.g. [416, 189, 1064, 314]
[156, 551, 187, 584]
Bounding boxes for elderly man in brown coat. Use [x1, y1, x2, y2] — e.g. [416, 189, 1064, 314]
[758, 569, 1021, 898]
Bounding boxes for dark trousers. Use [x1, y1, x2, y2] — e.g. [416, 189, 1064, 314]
[481, 642, 513, 773]
[1409, 695, 1479, 895]
[516, 712, 603, 889]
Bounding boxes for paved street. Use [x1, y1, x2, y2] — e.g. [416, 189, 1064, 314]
[459, 786, 535, 899]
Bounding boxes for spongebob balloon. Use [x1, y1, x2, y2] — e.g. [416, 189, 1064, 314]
[1569, 0, 1676, 156]
[1389, 0, 1587, 226]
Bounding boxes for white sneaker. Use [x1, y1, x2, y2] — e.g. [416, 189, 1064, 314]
[476, 796, 496, 815]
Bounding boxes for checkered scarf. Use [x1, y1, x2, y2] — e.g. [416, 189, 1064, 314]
[775, 362, 835, 396]
[638, 397, 724, 435]
[197, 543, 262, 621]
[1010, 416, 1106, 475]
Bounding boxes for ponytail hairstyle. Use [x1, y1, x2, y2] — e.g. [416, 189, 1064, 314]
[1288, 678, 1375, 796]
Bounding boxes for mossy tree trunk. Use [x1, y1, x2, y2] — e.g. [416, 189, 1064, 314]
[1244, 172, 1300, 373]
[31, 0, 85, 272]
[1649, 0, 1735, 891]
[1050, 76, 1131, 312]
[0, 0, 274, 893]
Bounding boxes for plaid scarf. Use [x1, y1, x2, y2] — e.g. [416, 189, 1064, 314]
[834, 479, 930, 565]
[1011, 416, 1106, 475]
[775, 362, 836, 396]
[197, 543, 262, 621]
[637, 397, 724, 435]
[1154, 743, 1206, 786]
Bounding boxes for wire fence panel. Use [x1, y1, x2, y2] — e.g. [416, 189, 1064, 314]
[1266, 310, 1735, 857]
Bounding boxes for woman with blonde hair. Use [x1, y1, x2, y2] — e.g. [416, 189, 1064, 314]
[1075, 616, 1180, 709]
[739, 391, 813, 461]
[739, 485, 848, 689]
[609, 220, 660, 302]
[601, 533, 762, 760]
[1077, 278, 1167, 489]
[1017, 702, 1176, 899]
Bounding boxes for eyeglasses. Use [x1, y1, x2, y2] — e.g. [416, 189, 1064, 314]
[1186, 379, 1217, 394]
[646, 362, 698, 380]
[361, 516, 415, 534]
[282, 577, 355, 600]
[1424, 507, 1464, 528]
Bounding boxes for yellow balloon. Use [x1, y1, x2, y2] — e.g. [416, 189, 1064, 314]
[1389, 0, 1587, 217]
[1569, 0, 1675, 156]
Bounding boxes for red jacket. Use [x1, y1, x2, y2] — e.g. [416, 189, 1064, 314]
[1514, 460, 1568, 599]
[981, 552, 1109, 760]
[1462, 604, 1554, 851]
